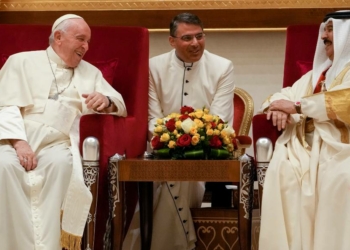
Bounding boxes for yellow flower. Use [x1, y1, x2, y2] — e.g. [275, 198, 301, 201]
[203, 108, 209, 114]
[191, 135, 200, 145]
[206, 129, 214, 136]
[203, 114, 213, 122]
[156, 119, 163, 125]
[220, 130, 228, 138]
[175, 120, 182, 130]
[160, 133, 170, 142]
[217, 123, 224, 130]
[168, 140, 176, 148]
[173, 129, 178, 135]
[190, 127, 198, 135]
[194, 109, 204, 119]
[194, 119, 204, 128]
[223, 136, 231, 145]
[214, 129, 220, 135]
[205, 123, 212, 130]
[168, 113, 177, 119]
[227, 143, 234, 152]
[213, 115, 220, 122]
[154, 125, 163, 133]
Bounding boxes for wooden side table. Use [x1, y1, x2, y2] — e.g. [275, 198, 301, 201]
[107, 158, 253, 250]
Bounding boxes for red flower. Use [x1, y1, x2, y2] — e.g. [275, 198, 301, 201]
[179, 114, 193, 121]
[209, 135, 222, 148]
[180, 106, 194, 115]
[176, 134, 192, 147]
[210, 121, 217, 129]
[165, 118, 176, 132]
[151, 136, 164, 150]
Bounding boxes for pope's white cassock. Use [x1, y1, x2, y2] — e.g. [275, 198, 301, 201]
[0, 46, 126, 250]
[259, 17, 350, 250]
[123, 49, 235, 250]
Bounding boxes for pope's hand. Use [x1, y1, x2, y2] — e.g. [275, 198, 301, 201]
[10, 139, 37, 171]
[82, 92, 110, 112]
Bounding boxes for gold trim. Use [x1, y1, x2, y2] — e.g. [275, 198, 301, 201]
[329, 65, 350, 91]
[60, 230, 82, 250]
[325, 90, 350, 125]
[0, 0, 348, 11]
[193, 219, 237, 223]
[150, 28, 287, 33]
[234, 87, 254, 157]
[334, 120, 349, 144]
[234, 87, 254, 136]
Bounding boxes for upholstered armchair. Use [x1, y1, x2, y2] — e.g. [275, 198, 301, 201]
[252, 24, 319, 213]
[0, 24, 149, 249]
[191, 86, 255, 250]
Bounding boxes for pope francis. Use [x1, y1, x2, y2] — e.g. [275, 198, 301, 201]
[0, 14, 126, 250]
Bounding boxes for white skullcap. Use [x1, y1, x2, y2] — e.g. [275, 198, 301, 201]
[52, 14, 83, 32]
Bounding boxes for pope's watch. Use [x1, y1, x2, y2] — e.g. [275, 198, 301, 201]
[294, 101, 301, 114]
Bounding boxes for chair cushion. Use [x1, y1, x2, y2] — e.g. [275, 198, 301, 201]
[296, 60, 313, 76]
[0, 54, 8, 69]
[90, 58, 119, 85]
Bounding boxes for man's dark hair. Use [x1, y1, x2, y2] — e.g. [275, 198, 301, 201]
[170, 13, 204, 37]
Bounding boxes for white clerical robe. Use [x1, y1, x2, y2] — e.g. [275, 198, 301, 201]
[259, 64, 350, 250]
[123, 49, 235, 250]
[0, 46, 126, 250]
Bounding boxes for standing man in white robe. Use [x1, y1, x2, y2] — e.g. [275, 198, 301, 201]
[0, 14, 126, 250]
[259, 10, 350, 250]
[123, 12, 235, 250]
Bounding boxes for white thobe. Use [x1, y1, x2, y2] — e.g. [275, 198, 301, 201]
[259, 64, 350, 250]
[123, 49, 235, 250]
[0, 47, 126, 250]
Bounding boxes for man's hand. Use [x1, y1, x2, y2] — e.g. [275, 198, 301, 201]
[10, 139, 37, 171]
[268, 99, 297, 114]
[266, 99, 299, 131]
[82, 92, 111, 112]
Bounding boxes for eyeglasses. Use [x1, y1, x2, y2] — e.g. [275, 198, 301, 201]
[172, 33, 205, 42]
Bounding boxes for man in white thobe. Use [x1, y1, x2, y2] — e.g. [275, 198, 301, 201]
[123, 12, 235, 250]
[0, 14, 126, 250]
[259, 10, 350, 250]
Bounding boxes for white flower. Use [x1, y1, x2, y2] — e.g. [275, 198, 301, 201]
[181, 118, 196, 134]
[222, 126, 235, 137]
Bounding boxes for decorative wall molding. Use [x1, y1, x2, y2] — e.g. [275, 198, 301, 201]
[0, 0, 348, 11]
[0, 1, 347, 28]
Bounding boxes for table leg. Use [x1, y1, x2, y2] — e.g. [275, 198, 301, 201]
[238, 156, 254, 250]
[138, 182, 153, 250]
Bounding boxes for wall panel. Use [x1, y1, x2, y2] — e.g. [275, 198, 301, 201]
[0, 0, 347, 28]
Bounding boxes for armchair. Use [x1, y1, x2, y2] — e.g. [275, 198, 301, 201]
[0, 24, 149, 249]
[252, 24, 319, 213]
[191, 86, 255, 250]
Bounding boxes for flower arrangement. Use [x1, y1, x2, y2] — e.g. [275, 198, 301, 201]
[150, 106, 237, 159]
